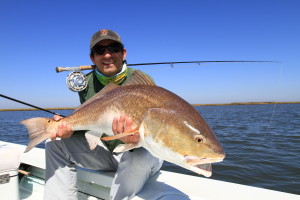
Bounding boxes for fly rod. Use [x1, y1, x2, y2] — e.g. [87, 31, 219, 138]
[56, 60, 279, 72]
[0, 94, 65, 117]
[57, 60, 280, 92]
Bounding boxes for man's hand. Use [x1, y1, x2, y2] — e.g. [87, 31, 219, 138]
[51, 115, 74, 141]
[112, 114, 140, 143]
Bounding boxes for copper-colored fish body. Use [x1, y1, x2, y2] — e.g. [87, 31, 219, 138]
[20, 71, 225, 177]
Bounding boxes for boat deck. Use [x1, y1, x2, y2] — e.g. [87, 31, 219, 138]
[1, 141, 299, 200]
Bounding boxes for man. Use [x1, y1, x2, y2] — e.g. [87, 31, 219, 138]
[45, 29, 163, 200]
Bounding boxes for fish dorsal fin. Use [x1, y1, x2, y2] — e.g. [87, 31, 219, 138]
[73, 70, 154, 113]
[73, 83, 120, 113]
[124, 70, 156, 86]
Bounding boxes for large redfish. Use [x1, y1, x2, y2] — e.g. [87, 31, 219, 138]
[20, 71, 225, 177]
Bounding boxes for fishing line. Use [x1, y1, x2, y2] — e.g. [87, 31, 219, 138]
[229, 62, 283, 163]
[255, 62, 283, 155]
[232, 104, 278, 159]
[0, 94, 65, 117]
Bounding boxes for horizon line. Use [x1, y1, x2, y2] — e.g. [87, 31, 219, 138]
[0, 101, 299, 112]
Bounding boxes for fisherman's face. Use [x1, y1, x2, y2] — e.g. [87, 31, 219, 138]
[90, 39, 127, 76]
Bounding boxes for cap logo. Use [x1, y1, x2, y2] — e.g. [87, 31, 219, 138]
[100, 29, 108, 36]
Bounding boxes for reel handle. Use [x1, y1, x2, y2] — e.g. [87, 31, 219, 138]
[56, 65, 96, 73]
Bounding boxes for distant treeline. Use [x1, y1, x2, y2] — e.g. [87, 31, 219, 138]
[192, 102, 300, 106]
[0, 102, 299, 112]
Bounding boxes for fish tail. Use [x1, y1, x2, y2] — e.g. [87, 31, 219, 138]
[20, 117, 54, 153]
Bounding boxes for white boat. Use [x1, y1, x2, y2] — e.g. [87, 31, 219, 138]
[0, 141, 299, 200]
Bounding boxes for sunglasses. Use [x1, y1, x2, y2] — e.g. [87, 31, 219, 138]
[92, 43, 124, 55]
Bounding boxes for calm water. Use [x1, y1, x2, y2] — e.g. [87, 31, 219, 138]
[0, 104, 299, 195]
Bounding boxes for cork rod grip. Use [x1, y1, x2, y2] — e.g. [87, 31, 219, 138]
[55, 65, 96, 73]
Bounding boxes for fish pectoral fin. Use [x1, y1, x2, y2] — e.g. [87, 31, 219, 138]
[113, 143, 141, 153]
[101, 127, 139, 141]
[85, 131, 102, 150]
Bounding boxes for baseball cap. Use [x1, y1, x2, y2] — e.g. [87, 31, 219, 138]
[90, 29, 123, 49]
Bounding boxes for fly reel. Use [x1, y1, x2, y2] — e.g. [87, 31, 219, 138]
[66, 71, 88, 92]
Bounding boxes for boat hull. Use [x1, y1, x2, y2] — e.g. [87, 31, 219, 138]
[0, 141, 299, 200]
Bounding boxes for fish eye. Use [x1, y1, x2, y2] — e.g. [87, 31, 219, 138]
[195, 136, 203, 143]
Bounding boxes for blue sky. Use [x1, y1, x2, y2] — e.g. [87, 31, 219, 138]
[0, 0, 299, 109]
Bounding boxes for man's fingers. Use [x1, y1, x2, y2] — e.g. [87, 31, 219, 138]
[57, 123, 63, 137]
[116, 114, 126, 133]
[53, 115, 63, 121]
[126, 133, 139, 143]
[50, 132, 57, 141]
[112, 117, 119, 135]
[125, 133, 140, 143]
[54, 122, 73, 139]
[125, 117, 132, 132]
[111, 114, 140, 143]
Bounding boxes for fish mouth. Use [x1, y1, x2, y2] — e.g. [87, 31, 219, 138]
[189, 163, 212, 177]
[184, 155, 225, 165]
[183, 155, 225, 177]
